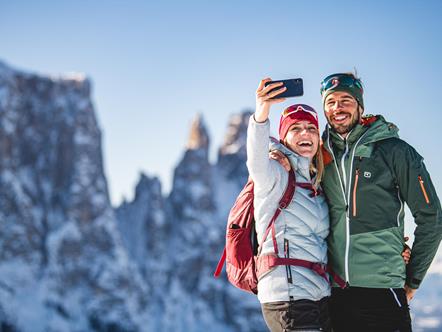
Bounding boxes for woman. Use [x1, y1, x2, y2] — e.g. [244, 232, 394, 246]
[247, 78, 331, 331]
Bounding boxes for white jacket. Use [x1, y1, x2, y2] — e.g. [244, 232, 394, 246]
[246, 116, 331, 303]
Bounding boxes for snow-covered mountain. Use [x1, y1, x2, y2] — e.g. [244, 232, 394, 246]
[1, 60, 441, 331]
[0, 61, 149, 331]
[116, 111, 265, 332]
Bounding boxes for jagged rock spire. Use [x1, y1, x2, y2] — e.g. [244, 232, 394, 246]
[217, 110, 252, 184]
[186, 113, 209, 151]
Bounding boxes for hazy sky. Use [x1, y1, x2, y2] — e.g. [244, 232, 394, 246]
[1, 0, 441, 206]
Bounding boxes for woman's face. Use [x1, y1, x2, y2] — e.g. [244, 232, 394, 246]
[284, 120, 319, 160]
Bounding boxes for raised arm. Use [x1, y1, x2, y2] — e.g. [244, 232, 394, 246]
[246, 78, 286, 193]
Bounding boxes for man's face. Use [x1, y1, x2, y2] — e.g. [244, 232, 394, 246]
[324, 91, 362, 136]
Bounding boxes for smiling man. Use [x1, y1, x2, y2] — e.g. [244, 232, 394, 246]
[319, 73, 442, 331]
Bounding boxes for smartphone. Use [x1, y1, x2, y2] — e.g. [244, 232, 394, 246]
[264, 78, 303, 99]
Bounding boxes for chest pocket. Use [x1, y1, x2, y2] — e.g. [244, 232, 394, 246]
[350, 147, 402, 234]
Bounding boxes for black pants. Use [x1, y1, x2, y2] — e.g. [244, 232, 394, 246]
[329, 287, 412, 332]
[261, 297, 331, 332]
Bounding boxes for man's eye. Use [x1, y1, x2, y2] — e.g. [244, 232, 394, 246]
[308, 128, 318, 133]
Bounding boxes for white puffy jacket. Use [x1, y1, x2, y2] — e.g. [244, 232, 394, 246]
[246, 116, 330, 304]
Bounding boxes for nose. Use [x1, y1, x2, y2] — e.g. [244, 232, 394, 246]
[300, 128, 310, 136]
[330, 100, 343, 111]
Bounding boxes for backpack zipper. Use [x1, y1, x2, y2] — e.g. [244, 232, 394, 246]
[418, 175, 430, 204]
[352, 169, 359, 217]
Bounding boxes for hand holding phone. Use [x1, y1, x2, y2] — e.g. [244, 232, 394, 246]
[264, 78, 304, 99]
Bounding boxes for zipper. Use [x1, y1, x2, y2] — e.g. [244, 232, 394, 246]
[396, 185, 404, 227]
[418, 175, 430, 204]
[352, 169, 360, 217]
[284, 239, 293, 284]
[340, 137, 352, 284]
[326, 127, 369, 284]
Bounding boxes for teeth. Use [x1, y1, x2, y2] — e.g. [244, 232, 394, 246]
[298, 141, 312, 146]
[334, 115, 347, 121]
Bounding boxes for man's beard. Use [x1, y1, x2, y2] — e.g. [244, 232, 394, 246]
[330, 111, 360, 135]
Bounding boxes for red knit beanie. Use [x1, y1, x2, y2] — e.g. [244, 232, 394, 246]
[278, 104, 319, 140]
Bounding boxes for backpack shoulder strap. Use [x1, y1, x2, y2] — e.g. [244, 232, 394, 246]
[259, 168, 296, 256]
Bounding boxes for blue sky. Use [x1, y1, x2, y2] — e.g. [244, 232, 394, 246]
[1, 0, 441, 207]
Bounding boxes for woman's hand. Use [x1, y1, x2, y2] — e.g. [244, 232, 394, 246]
[255, 78, 287, 123]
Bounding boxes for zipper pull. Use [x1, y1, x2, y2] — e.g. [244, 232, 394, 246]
[418, 175, 430, 204]
[352, 169, 360, 217]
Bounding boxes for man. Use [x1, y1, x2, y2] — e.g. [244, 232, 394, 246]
[273, 73, 442, 331]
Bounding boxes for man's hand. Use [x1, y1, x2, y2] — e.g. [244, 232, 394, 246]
[402, 236, 411, 264]
[404, 285, 417, 303]
[269, 150, 291, 171]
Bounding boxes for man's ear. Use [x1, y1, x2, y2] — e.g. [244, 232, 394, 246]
[359, 105, 364, 116]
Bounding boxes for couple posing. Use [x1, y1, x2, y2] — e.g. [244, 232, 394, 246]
[247, 73, 442, 331]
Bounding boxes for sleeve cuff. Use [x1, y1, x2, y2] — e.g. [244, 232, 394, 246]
[406, 277, 422, 289]
[252, 114, 269, 125]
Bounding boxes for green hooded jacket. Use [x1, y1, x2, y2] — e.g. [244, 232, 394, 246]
[322, 115, 442, 289]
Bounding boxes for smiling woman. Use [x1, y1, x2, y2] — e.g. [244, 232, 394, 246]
[246, 78, 332, 331]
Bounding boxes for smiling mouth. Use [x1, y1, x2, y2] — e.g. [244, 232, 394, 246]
[297, 140, 313, 147]
[332, 113, 350, 123]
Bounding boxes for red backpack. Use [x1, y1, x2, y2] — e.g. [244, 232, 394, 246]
[214, 169, 345, 294]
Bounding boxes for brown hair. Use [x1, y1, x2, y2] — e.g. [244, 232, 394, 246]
[312, 143, 324, 189]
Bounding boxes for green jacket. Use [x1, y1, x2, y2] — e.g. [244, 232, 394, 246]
[322, 115, 442, 289]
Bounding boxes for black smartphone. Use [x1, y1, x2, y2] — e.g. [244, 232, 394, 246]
[264, 78, 303, 99]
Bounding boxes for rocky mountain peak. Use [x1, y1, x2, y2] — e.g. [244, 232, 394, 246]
[186, 113, 209, 151]
[0, 60, 148, 331]
[217, 110, 253, 184]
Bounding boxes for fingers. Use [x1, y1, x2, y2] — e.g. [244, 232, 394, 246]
[257, 78, 272, 92]
[402, 247, 411, 264]
[267, 86, 287, 100]
[257, 81, 285, 96]
[402, 236, 411, 264]
[257, 86, 286, 105]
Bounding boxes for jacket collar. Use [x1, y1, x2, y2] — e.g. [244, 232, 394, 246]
[322, 114, 399, 151]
